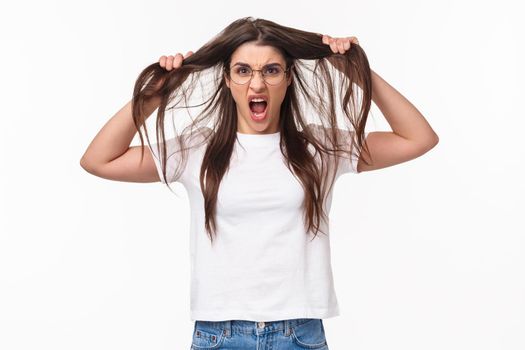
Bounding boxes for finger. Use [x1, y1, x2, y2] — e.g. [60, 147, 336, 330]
[165, 55, 175, 70]
[348, 36, 359, 45]
[159, 55, 167, 68]
[173, 53, 184, 68]
[336, 39, 346, 54]
[322, 35, 331, 45]
[184, 50, 194, 59]
[329, 38, 338, 53]
[343, 40, 351, 51]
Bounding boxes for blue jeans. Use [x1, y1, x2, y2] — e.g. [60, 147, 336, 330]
[190, 318, 329, 349]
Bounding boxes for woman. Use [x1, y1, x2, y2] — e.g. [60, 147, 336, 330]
[80, 17, 438, 350]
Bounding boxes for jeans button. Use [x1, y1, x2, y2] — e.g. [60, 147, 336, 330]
[257, 321, 265, 328]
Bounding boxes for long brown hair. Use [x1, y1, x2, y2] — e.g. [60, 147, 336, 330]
[132, 17, 372, 244]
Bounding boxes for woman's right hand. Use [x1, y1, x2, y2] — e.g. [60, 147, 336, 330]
[153, 51, 194, 92]
[159, 51, 194, 71]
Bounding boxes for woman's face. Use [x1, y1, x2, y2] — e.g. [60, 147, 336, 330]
[225, 41, 292, 134]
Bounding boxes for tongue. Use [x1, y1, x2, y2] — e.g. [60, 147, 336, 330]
[250, 101, 267, 113]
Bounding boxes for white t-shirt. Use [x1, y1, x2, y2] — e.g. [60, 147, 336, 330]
[149, 124, 368, 321]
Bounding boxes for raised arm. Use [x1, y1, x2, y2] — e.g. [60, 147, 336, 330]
[79, 97, 162, 182]
[322, 35, 439, 173]
[358, 69, 439, 172]
[79, 52, 193, 183]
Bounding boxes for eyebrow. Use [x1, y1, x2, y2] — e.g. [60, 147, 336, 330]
[231, 61, 284, 68]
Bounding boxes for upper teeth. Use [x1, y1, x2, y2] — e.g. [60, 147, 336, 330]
[251, 98, 266, 102]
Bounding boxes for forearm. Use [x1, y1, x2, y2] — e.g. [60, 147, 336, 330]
[369, 69, 438, 144]
[80, 96, 161, 168]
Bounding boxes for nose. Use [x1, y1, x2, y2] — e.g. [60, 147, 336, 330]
[249, 70, 266, 90]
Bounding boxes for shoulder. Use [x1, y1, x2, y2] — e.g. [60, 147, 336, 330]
[303, 123, 356, 143]
[178, 125, 214, 147]
[302, 123, 326, 140]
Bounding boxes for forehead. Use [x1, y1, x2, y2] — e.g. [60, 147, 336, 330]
[230, 42, 285, 67]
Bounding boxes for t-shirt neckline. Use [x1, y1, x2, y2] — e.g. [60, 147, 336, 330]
[236, 131, 280, 147]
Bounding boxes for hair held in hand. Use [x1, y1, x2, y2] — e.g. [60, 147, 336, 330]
[131, 17, 372, 244]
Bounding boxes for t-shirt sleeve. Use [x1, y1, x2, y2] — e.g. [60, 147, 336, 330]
[306, 123, 369, 175]
[337, 129, 370, 175]
[148, 135, 184, 184]
[147, 126, 210, 184]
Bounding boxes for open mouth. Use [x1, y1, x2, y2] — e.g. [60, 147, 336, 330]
[248, 98, 268, 120]
[249, 101, 267, 114]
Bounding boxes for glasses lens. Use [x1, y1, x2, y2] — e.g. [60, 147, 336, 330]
[230, 66, 252, 84]
[262, 66, 285, 85]
[229, 65, 286, 85]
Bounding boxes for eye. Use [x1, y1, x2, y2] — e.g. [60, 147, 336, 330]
[264, 66, 282, 75]
[235, 67, 251, 75]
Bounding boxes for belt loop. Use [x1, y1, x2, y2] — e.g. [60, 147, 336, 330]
[284, 319, 291, 337]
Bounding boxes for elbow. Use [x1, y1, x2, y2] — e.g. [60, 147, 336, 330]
[80, 157, 97, 175]
[80, 157, 91, 173]
[79, 155, 89, 169]
[430, 132, 439, 147]
[428, 131, 439, 146]
[412, 132, 439, 155]
[422, 132, 439, 152]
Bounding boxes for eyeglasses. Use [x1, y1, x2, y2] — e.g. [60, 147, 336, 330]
[226, 64, 291, 86]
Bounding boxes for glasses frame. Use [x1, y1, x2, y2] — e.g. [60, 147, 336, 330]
[225, 63, 292, 86]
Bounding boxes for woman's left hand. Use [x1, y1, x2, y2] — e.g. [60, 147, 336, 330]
[321, 35, 359, 54]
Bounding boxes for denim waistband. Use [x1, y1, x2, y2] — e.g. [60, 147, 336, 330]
[194, 318, 321, 338]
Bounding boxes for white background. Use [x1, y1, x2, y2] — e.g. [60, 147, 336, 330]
[1, 0, 523, 349]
